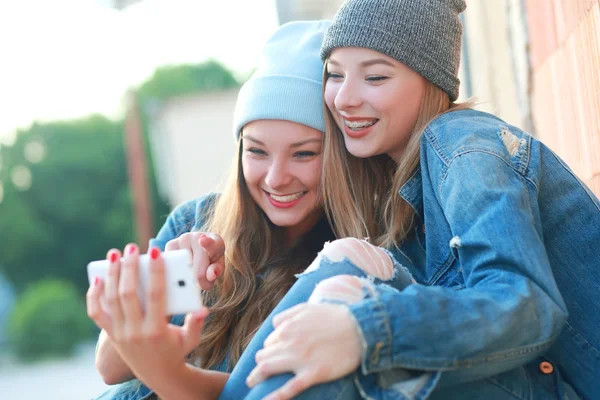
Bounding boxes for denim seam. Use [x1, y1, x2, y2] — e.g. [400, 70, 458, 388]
[398, 168, 424, 219]
[424, 126, 452, 167]
[439, 149, 540, 196]
[385, 334, 558, 371]
[564, 321, 600, 359]
[426, 251, 457, 286]
[352, 297, 394, 374]
[549, 151, 600, 214]
[485, 375, 529, 400]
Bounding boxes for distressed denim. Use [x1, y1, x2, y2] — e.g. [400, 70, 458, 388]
[219, 254, 414, 400]
[224, 110, 598, 399]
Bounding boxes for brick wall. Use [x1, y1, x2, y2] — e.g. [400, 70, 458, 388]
[527, 0, 600, 196]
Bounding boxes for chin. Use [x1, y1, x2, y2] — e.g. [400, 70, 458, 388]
[344, 142, 379, 159]
[269, 215, 303, 228]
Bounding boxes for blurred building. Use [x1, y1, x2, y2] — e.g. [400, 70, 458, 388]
[459, 0, 600, 196]
[146, 90, 239, 207]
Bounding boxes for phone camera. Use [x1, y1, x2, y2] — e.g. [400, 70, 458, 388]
[178, 280, 186, 287]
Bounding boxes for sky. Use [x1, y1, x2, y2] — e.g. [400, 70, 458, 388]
[0, 0, 279, 143]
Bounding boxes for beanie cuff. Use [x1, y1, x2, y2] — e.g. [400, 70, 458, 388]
[233, 75, 325, 138]
[321, 23, 460, 101]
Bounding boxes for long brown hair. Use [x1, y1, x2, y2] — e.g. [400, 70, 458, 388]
[322, 69, 473, 248]
[194, 138, 333, 370]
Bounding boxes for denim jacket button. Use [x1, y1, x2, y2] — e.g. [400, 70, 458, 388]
[370, 342, 385, 365]
[539, 361, 554, 374]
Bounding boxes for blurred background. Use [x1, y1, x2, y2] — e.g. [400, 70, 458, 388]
[0, 0, 598, 398]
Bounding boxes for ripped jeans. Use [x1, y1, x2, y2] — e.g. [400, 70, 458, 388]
[218, 238, 581, 400]
[218, 238, 416, 400]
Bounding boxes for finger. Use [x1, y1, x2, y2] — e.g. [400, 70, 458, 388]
[191, 235, 211, 290]
[199, 233, 225, 262]
[246, 355, 297, 388]
[145, 247, 167, 330]
[119, 244, 144, 326]
[255, 344, 286, 363]
[86, 277, 112, 332]
[263, 329, 281, 348]
[264, 373, 313, 400]
[105, 249, 125, 329]
[206, 263, 221, 282]
[181, 307, 210, 354]
[165, 238, 181, 252]
[272, 304, 306, 328]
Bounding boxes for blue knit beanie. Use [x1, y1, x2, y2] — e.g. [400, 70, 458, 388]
[233, 20, 330, 139]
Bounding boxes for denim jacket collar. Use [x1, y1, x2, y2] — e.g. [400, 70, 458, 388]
[398, 168, 424, 218]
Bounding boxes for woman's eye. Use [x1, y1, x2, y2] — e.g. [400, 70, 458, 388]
[295, 151, 318, 158]
[366, 76, 389, 82]
[246, 148, 267, 156]
[326, 72, 343, 80]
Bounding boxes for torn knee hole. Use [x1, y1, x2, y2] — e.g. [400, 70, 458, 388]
[309, 275, 363, 304]
[319, 238, 395, 280]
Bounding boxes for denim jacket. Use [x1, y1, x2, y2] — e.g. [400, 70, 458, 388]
[93, 194, 224, 400]
[348, 110, 599, 399]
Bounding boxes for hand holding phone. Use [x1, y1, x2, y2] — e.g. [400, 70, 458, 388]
[87, 248, 202, 316]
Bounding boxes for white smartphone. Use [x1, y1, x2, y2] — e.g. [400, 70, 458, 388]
[87, 249, 202, 316]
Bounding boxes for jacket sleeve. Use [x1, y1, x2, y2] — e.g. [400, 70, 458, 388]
[347, 151, 567, 386]
[148, 192, 218, 251]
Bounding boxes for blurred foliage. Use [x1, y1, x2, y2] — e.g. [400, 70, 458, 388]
[138, 60, 239, 100]
[0, 115, 133, 293]
[0, 62, 240, 359]
[8, 279, 94, 361]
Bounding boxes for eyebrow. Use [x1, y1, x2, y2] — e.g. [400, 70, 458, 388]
[244, 135, 322, 148]
[328, 58, 395, 68]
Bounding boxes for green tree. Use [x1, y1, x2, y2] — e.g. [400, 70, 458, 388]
[8, 279, 94, 361]
[0, 115, 134, 293]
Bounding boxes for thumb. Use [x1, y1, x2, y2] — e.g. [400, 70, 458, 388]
[182, 307, 210, 353]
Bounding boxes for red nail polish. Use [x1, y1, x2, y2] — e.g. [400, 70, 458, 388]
[109, 252, 118, 263]
[150, 247, 160, 260]
[127, 244, 136, 254]
[213, 269, 219, 278]
[94, 277, 100, 286]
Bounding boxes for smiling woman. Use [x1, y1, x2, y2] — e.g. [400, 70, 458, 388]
[87, 20, 335, 400]
[242, 120, 324, 244]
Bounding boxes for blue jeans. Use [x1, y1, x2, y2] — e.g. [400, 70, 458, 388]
[218, 255, 582, 400]
[219, 255, 413, 400]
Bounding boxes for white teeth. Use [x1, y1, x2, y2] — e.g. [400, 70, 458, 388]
[269, 192, 305, 203]
[344, 119, 376, 129]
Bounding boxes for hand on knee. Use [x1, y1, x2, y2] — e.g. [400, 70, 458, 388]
[308, 275, 364, 305]
[318, 238, 395, 280]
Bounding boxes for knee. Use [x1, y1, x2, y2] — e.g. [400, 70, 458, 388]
[309, 275, 364, 305]
[318, 238, 395, 281]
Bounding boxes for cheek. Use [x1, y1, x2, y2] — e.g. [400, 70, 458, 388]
[242, 158, 261, 187]
[300, 161, 322, 191]
[323, 83, 339, 112]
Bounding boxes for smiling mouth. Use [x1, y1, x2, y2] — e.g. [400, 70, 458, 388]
[343, 119, 378, 131]
[267, 191, 306, 203]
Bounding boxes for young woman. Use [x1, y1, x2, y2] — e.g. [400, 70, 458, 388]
[221, 1, 600, 399]
[86, 20, 336, 400]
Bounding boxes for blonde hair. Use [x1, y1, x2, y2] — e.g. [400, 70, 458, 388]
[322, 70, 473, 248]
[195, 138, 332, 369]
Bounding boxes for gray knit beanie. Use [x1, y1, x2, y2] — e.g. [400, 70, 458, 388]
[321, 0, 466, 101]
